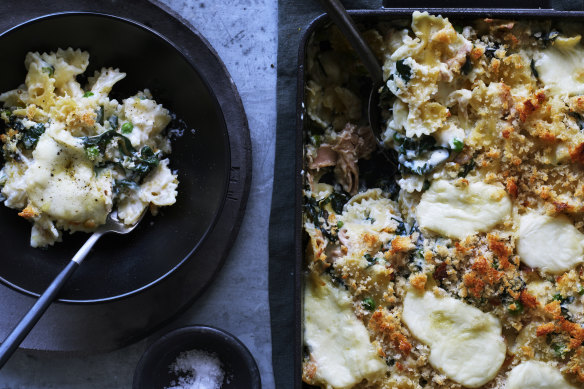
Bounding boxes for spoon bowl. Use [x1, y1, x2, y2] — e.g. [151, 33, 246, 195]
[319, 0, 396, 168]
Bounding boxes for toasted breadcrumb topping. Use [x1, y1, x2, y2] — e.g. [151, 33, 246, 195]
[303, 12, 584, 389]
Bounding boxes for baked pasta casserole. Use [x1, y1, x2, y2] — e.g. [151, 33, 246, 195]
[303, 12, 584, 389]
[0, 49, 178, 247]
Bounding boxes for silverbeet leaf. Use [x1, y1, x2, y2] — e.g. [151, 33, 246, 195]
[22, 123, 45, 149]
[83, 130, 161, 183]
[396, 59, 412, 83]
[95, 106, 104, 126]
[113, 179, 139, 197]
[569, 112, 584, 131]
[108, 115, 119, 130]
[82, 130, 135, 155]
[458, 158, 475, 178]
[461, 55, 472, 75]
[530, 59, 539, 79]
[132, 146, 160, 181]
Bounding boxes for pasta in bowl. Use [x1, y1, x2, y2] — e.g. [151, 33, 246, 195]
[0, 48, 178, 247]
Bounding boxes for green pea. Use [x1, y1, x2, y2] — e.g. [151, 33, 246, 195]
[362, 297, 376, 311]
[121, 122, 134, 134]
[452, 138, 464, 152]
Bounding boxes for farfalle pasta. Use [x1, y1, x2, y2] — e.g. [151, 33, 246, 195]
[0, 48, 178, 247]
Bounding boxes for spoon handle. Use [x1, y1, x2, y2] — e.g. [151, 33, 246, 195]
[0, 232, 102, 369]
[319, 0, 384, 85]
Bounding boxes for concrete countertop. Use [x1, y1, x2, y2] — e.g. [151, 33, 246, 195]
[0, 0, 277, 387]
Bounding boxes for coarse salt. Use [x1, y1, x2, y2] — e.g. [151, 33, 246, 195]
[165, 349, 224, 389]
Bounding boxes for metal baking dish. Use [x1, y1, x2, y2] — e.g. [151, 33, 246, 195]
[295, 5, 584, 388]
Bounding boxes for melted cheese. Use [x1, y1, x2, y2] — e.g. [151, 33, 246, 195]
[518, 213, 584, 273]
[304, 276, 386, 389]
[402, 290, 506, 388]
[416, 179, 511, 239]
[507, 361, 576, 389]
[526, 280, 555, 305]
[25, 133, 112, 227]
[338, 189, 401, 254]
[122, 96, 171, 148]
[535, 44, 584, 96]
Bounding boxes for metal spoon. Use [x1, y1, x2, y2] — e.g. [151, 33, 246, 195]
[318, 0, 385, 142]
[0, 209, 147, 369]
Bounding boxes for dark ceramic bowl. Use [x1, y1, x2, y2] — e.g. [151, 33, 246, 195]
[133, 326, 261, 389]
[0, 12, 230, 302]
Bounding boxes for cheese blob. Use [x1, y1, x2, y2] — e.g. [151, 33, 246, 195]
[402, 289, 506, 388]
[338, 189, 402, 255]
[25, 133, 112, 226]
[518, 213, 584, 273]
[304, 275, 386, 389]
[416, 179, 511, 239]
[535, 43, 584, 96]
[507, 361, 576, 389]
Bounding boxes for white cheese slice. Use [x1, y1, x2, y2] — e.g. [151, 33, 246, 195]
[402, 290, 506, 388]
[535, 45, 584, 96]
[25, 133, 113, 225]
[304, 276, 385, 389]
[518, 213, 584, 273]
[416, 179, 511, 239]
[507, 361, 576, 389]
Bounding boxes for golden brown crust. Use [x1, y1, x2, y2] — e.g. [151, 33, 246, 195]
[302, 14, 584, 389]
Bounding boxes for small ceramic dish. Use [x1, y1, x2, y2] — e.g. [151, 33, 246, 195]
[133, 325, 261, 389]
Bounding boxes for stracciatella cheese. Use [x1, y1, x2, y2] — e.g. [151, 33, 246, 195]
[0, 49, 178, 247]
[534, 37, 584, 96]
[402, 289, 506, 388]
[25, 134, 112, 225]
[507, 361, 577, 389]
[304, 275, 386, 389]
[416, 179, 512, 239]
[518, 213, 584, 273]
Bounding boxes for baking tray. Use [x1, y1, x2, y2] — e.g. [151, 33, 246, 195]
[295, 6, 584, 388]
[0, 0, 251, 353]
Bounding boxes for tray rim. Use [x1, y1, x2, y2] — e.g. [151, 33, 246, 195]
[295, 7, 584, 388]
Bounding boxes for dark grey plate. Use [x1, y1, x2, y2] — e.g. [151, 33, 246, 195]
[0, 0, 250, 353]
[0, 12, 229, 303]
